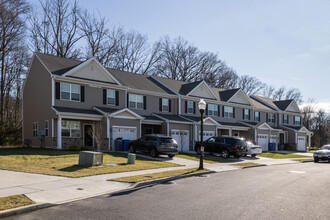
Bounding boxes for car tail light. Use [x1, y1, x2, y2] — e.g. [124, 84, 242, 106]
[235, 145, 237, 150]
[159, 142, 165, 146]
[246, 145, 248, 150]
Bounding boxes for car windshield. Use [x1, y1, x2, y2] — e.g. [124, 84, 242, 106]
[160, 138, 174, 143]
[320, 145, 330, 150]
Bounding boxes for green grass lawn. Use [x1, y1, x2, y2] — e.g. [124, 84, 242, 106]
[108, 168, 209, 183]
[292, 158, 314, 162]
[231, 162, 262, 167]
[0, 148, 180, 178]
[0, 195, 34, 211]
[176, 153, 239, 163]
[259, 152, 312, 159]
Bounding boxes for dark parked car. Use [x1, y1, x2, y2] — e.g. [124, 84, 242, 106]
[195, 136, 248, 158]
[129, 134, 179, 158]
[313, 145, 330, 162]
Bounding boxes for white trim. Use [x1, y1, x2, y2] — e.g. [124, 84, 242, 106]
[227, 89, 253, 106]
[112, 125, 137, 129]
[57, 116, 62, 149]
[51, 78, 55, 106]
[52, 119, 54, 138]
[178, 96, 181, 115]
[285, 100, 301, 113]
[142, 120, 163, 125]
[257, 122, 273, 130]
[186, 81, 219, 101]
[108, 108, 144, 120]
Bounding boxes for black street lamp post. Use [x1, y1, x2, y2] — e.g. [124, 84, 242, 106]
[198, 99, 206, 170]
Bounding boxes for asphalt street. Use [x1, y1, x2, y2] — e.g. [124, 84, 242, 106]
[6, 162, 330, 220]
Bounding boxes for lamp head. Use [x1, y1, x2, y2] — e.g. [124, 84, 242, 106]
[198, 99, 206, 111]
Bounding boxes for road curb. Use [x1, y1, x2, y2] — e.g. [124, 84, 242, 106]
[241, 164, 267, 169]
[0, 203, 55, 218]
[299, 160, 314, 163]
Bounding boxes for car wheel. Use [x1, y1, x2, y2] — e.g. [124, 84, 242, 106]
[168, 154, 175, 158]
[314, 158, 319, 163]
[234, 154, 241, 159]
[251, 154, 256, 157]
[150, 148, 158, 158]
[129, 145, 136, 153]
[221, 150, 229, 159]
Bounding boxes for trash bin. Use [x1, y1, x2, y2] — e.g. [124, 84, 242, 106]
[269, 143, 274, 151]
[115, 138, 123, 151]
[122, 139, 131, 151]
[127, 153, 136, 164]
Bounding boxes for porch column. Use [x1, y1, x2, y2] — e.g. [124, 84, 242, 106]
[107, 117, 110, 151]
[308, 134, 311, 148]
[229, 128, 232, 137]
[194, 124, 198, 141]
[139, 119, 142, 137]
[254, 128, 257, 144]
[166, 122, 170, 136]
[295, 131, 297, 143]
[57, 116, 62, 149]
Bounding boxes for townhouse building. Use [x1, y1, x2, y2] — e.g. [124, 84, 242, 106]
[23, 53, 313, 152]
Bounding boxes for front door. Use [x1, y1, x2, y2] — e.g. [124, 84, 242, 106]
[84, 125, 93, 146]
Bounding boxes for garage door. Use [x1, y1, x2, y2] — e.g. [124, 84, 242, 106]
[258, 134, 269, 151]
[297, 136, 306, 151]
[171, 130, 190, 152]
[112, 126, 137, 145]
[199, 131, 215, 142]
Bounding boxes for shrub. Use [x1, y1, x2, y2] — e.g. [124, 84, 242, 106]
[310, 146, 318, 151]
[81, 146, 92, 151]
[283, 144, 295, 151]
[68, 145, 80, 151]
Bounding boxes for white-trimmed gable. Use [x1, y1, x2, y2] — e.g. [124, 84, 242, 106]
[62, 58, 121, 85]
[187, 81, 218, 100]
[286, 101, 300, 113]
[109, 108, 144, 120]
[258, 123, 272, 130]
[228, 89, 252, 106]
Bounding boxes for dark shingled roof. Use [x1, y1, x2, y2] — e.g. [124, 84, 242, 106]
[273, 100, 294, 111]
[142, 115, 163, 121]
[219, 88, 240, 102]
[94, 106, 120, 114]
[179, 81, 202, 95]
[217, 121, 249, 128]
[36, 53, 82, 75]
[52, 106, 102, 115]
[180, 115, 202, 122]
[240, 121, 259, 127]
[281, 125, 302, 131]
[153, 113, 192, 122]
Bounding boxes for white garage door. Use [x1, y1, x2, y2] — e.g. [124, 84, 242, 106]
[112, 126, 137, 145]
[258, 134, 269, 151]
[297, 136, 306, 151]
[171, 130, 190, 152]
[199, 131, 215, 141]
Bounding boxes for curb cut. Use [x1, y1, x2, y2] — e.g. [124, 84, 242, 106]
[132, 170, 216, 188]
[241, 164, 267, 169]
[0, 203, 55, 218]
[299, 160, 314, 163]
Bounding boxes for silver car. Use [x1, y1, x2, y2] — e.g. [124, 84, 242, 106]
[313, 145, 330, 162]
[243, 142, 262, 157]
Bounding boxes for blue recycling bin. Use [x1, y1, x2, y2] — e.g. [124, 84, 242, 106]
[115, 138, 123, 151]
[122, 139, 131, 151]
[269, 143, 276, 151]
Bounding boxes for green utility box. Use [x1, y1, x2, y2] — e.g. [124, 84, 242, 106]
[127, 153, 136, 164]
[79, 151, 103, 167]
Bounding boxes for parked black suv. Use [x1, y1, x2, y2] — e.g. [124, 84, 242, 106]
[195, 136, 248, 158]
[129, 134, 179, 158]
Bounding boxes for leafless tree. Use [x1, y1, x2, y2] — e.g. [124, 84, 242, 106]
[236, 75, 265, 95]
[30, 0, 82, 58]
[214, 66, 238, 89]
[302, 99, 317, 130]
[262, 85, 276, 98]
[311, 109, 330, 147]
[87, 122, 103, 152]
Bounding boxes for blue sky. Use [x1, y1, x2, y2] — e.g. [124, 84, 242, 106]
[79, 0, 330, 111]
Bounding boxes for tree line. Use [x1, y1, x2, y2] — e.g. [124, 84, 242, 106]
[0, 0, 328, 147]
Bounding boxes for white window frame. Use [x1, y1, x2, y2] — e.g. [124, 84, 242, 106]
[224, 106, 234, 118]
[254, 111, 260, 122]
[33, 122, 38, 138]
[61, 120, 81, 138]
[268, 113, 275, 123]
[294, 116, 301, 126]
[107, 89, 116, 106]
[283, 114, 288, 124]
[162, 98, 169, 112]
[208, 104, 218, 116]
[187, 101, 194, 114]
[45, 120, 49, 137]
[244, 109, 249, 120]
[60, 82, 80, 102]
[129, 94, 144, 109]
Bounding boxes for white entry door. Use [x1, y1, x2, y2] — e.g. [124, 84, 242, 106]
[112, 126, 137, 145]
[258, 134, 269, 151]
[171, 130, 190, 152]
[297, 136, 306, 151]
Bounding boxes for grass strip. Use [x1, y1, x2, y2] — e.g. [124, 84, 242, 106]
[176, 153, 238, 163]
[259, 152, 311, 159]
[0, 195, 34, 211]
[108, 168, 210, 183]
[292, 158, 314, 162]
[231, 162, 261, 167]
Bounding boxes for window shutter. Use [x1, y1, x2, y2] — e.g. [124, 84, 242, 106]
[193, 102, 196, 114]
[282, 114, 284, 124]
[218, 105, 220, 117]
[233, 107, 235, 118]
[222, 106, 224, 117]
[169, 99, 171, 112]
[242, 109, 244, 119]
[103, 89, 106, 104]
[115, 91, 119, 106]
[258, 112, 260, 122]
[266, 113, 269, 123]
[127, 93, 129, 108]
[159, 98, 162, 111]
[185, 101, 187, 113]
[143, 96, 147, 110]
[205, 104, 208, 116]
[248, 110, 251, 120]
[80, 86, 85, 102]
[55, 82, 60, 99]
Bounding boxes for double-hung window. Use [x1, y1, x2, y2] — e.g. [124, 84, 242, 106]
[283, 114, 288, 124]
[62, 120, 80, 138]
[187, 101, 194, 114]
[162, 98, 169, 112]
[107, 89, 115, 105]
[208, 104, 218, 116]
[129, 94, 143, 109]
[267, 113, 275, 123]
[60, 83, 80, 101]
[254, 111, 260, 122]
[33, 122, 38, 137]
[224, 106, 234, 118]
[294, 116, 301, 126]
[243, 109, 250, 120]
